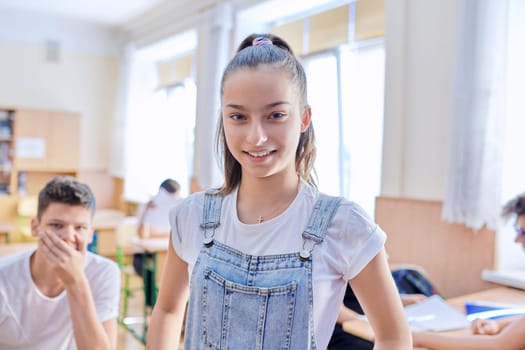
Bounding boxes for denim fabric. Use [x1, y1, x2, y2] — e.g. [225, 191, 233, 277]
[184, 192, 342, 350]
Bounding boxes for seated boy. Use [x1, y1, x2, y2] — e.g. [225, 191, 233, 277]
[0, 176, 120, 349]
[329, 269, 430, 350]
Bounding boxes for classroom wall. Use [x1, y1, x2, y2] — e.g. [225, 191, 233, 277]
[381, 0, 458, 201]
[0, 7, 121, 171]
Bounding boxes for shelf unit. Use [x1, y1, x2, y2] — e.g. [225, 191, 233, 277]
[0, 107, 81, 236]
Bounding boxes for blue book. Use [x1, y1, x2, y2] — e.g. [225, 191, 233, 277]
[465, 300, 525, 321]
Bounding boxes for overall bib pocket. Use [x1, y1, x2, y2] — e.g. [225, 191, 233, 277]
[202, 268, 298, 350]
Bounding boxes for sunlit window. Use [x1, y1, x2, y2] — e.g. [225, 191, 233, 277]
[302, 41, 385, 215]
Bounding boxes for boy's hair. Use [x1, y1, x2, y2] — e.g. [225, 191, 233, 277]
[37, 176, 96, 219]
[216, 33, 316, 195]
[502, 193, 525, 220]
[160, 178, 180, 194]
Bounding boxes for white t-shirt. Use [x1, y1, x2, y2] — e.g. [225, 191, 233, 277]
[0, 250, 120, 350]
[137, 188, 182, 233]
[171, 182, 386, 350]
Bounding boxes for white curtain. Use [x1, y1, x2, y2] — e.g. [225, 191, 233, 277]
[109, 44, 135, 178]
[442, 0, 509, 230]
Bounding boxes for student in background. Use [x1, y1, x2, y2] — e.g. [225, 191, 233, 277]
[330, 273, 430, 350]
[0, 176, 120, 349]
[132, 178, 182, 306]
[147, 33, 411, 349]
[413, 192, 525, 350]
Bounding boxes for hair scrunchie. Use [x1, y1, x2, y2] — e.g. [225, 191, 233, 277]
[252, 36, 273, 47]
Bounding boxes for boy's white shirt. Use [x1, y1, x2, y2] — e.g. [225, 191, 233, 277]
[0, 250, 120, 349]
[171, 182, 386, 350]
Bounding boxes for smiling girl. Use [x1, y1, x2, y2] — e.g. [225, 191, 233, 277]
[147, 33, 411, 350]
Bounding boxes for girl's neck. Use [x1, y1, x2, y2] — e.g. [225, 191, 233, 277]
[237, 173, 300, 224]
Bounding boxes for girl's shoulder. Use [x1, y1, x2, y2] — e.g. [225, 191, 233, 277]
[170, 189, 235, 220]
[310, 190, 378, 235]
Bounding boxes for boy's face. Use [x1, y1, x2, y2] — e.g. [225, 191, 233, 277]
[31, 203, 93, 251]
[514, 214, 525, 250]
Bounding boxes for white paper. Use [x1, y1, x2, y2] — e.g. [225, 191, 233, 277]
[15, 138, 45, 158]
[404, 295, 471, 332]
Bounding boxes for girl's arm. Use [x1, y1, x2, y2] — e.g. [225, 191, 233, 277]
[146, 236, 189, 349]
[413, 316, 525, 350]
[350, 249, 412, 350]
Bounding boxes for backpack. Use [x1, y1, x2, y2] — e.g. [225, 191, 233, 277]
[391, 268, 439, 297]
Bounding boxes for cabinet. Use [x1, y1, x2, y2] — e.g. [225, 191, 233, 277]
[0, 107, 80, 197]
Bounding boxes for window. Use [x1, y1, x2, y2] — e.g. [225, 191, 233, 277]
[302, 40, 385, 215]
[123, 30, 197, 202]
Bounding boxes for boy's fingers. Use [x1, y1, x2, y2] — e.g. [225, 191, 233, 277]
[75, 235, 87, 252]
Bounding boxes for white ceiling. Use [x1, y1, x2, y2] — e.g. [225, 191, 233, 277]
[0, 0, 167, 25]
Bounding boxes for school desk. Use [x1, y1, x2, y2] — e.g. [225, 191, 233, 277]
[91, 209, 126, 257]
[342, 287, 525, 348]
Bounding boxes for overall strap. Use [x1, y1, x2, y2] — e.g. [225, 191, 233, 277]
[302, 194, 343, 244]
[200, 189, 224, 230]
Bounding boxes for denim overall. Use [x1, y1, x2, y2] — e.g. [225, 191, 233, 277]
[184, 190, 342, 350]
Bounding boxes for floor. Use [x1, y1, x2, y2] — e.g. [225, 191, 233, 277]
[117, 274, 147, 350]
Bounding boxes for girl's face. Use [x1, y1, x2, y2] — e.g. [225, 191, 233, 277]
[222, 65, 311, 182]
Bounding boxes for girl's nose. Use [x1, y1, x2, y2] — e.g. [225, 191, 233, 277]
[246, 120, 267, 145]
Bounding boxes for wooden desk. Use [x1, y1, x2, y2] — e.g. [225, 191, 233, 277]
[92, 209, 125, 257]
[0, 242, 37, 257]
[342, 287, 525, 345]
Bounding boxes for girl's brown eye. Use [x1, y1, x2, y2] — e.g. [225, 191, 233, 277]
[270, 112, 285, 119]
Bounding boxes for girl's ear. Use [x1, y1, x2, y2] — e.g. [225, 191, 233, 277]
[300, 105, 312, 132]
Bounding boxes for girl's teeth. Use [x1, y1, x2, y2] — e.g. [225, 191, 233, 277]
[249, 151, 270, 157]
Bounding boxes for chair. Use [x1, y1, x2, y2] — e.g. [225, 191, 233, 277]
[114, 216, 141, 323]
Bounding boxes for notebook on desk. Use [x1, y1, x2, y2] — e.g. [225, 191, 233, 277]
[482, 269, 525, 290]
[403, 295, 471, 332]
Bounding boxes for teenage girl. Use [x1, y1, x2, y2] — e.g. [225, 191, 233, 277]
[147, 33, 411, 350]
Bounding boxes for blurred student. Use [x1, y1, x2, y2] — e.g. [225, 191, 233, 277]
[132, 178, 182, 306]
[413, 192, 525, 350]
[0, 176, 120, 349]
[330, 269, 432, 350]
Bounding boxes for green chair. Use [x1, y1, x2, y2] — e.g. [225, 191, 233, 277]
[114, 217, 142, 325]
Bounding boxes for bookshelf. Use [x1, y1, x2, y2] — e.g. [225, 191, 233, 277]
[0, 107, 80, 237]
